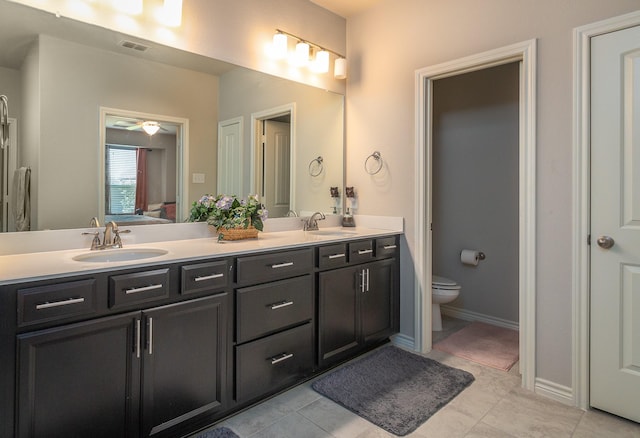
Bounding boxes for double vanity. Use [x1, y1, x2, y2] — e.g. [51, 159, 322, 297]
[0, 222, 401, 438]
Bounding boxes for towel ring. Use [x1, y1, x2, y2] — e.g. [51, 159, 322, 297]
[364, 151, 383, 175]
[309, 156, 324, 177]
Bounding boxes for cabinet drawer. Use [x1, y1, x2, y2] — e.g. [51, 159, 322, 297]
[17, 279, 98, 327]
[237, 275, 313, 343]
[318, 243, 348, 269]
[109, 268, 170, 309]
[349, 240, 374, 264]
[375, 236, 398, 259]
[236, 322, 313, 402]
[236, 248, 313, 285]
[181, 260, 229, 295]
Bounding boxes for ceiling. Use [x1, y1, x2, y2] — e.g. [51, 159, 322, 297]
[310, 0, 381, 18]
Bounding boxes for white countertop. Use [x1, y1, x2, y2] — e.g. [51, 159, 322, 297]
[0, 226, 402, 284]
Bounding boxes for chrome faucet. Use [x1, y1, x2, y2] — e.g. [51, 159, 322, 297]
[82, 219, 130, 250]
[303, 211, 326, 231]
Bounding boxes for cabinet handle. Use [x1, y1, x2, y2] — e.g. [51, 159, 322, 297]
[328, 253, 346, 259]
[125, 284, 163, 295]
[366, 268, 370, 292]
[270, 353, 294, 364]
[270, 300, 294, 310]
[383, 244, 397, 250]
[358, 249, 373, 255]
[194, 273, 224, 282]
[360, 270, 366, 293]
[271, 262, 294, 269]
[148, 317, 153, 355]
[135, 319, 141, 359]
[35, 297, 85, 310]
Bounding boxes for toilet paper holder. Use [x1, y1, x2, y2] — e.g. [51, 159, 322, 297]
[477, 252, 486, 260]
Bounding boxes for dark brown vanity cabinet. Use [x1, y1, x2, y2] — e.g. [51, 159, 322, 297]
[234, 248, 315, 403]
[317, 237, 399, 367]
[10, 262, 230, 438]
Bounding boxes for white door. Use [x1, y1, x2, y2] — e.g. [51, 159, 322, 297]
[590, 24, 640, 423]
[263, 120, 290, 218]
[217, 118, 243, 196]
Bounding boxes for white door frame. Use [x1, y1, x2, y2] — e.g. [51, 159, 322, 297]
[250, 103, 296, 208]
[99, 107, 189, 222]
[415, 39, 537, 390]
[572, 10, 640, 410]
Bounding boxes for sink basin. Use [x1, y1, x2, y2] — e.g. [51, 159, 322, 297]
[72, 248, 168, 263]
[308, 230, 358, 237]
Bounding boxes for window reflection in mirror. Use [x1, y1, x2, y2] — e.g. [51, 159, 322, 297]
[100, 110, 186, 226]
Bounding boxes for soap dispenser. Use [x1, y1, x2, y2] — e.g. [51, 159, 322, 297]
[342, 186, 356, 227]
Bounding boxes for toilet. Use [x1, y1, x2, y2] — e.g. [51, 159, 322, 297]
[432, 275, 461, 331]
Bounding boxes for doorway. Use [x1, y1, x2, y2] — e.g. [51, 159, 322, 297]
[99, 107, 188, 225]
[415, 39, 537, 390]
[251, 104, 295, 218]
[573, 11, 640, 418]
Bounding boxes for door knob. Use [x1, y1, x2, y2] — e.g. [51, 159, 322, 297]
[596, 235, 615, 249]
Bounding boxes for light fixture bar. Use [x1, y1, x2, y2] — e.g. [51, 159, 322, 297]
[275, 29, 345, 59]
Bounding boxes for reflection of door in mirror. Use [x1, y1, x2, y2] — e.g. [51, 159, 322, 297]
[260, 118, 291, 218]
[218, 117, 243, 196]
[100, 109, 187, 226]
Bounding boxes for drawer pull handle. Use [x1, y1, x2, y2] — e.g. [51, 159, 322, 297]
[271, 262, 294, 269]
[358, 249, 373, 255]
[328, 253, 346, 259]
[35, 297, 85, 310]
[383, 244, 397, 250]
[270, 301, 294, 310]
[125, 284, 163, 295]
[194, 273, 224, 282]
[270, 353, 294, 364]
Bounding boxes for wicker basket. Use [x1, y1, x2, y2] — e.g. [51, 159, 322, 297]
[217, 226, 259, 241]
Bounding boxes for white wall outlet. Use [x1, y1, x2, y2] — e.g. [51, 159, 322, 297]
[192, 173, 205, 184]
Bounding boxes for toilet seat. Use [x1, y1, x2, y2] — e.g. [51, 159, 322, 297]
[432, 275, 460, 291]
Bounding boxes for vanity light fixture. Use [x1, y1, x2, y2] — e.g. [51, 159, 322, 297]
[142, 121, 160, 136]
[272, 29, 347, 79]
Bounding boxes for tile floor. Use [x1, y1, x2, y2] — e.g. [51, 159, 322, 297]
[196, 317, 640, 438]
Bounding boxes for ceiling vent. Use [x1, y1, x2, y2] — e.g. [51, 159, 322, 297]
[119, 40, 150, 52]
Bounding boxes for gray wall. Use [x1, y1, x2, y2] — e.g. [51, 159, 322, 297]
[24, 35, 218, 230]
[432, 63, 519, 324]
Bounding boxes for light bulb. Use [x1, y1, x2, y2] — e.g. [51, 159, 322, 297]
[334, 57, 347, 79]
[292, 41, 310, 67]
[142, 121, 160, 136]
[312, 50, 330, 73]
[272, 33, 288, 59]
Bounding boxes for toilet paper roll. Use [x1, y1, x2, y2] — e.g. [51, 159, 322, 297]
[460, 249, 480, 266]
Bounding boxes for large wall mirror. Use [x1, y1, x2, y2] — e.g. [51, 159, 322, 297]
[0, 1, 344, 232]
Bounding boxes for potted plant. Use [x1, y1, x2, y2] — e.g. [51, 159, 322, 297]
[188, 194, 268, 241]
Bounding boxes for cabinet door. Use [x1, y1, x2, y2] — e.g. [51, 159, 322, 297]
[141, 294, 228, 437]
[318, 266, 359, 366]
[362, 259, 396, 345]
[17, 312, 141, 438]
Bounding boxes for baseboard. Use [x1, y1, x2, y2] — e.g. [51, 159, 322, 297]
[441, 305, 519, 331]
[535, 378, 574, 406]
[391, 333, 416, 351]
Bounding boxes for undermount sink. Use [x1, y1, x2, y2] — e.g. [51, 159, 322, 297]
[72, 248, 168, 263]
[308, 229, 358, 237]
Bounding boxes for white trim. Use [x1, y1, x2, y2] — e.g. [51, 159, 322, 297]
[535, 378, 574, 406]
[391, 333, 416, 350]
[441, 305, 519, 331]
[572, 10, 640, 411]
[415, 39, 537, 390]
[250, 103, 296, 208]
[98, 107, 189, 223]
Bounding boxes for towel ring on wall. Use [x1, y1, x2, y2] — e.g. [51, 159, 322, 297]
[364, 151, 383, 175]
[308, 156, 324, 177]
